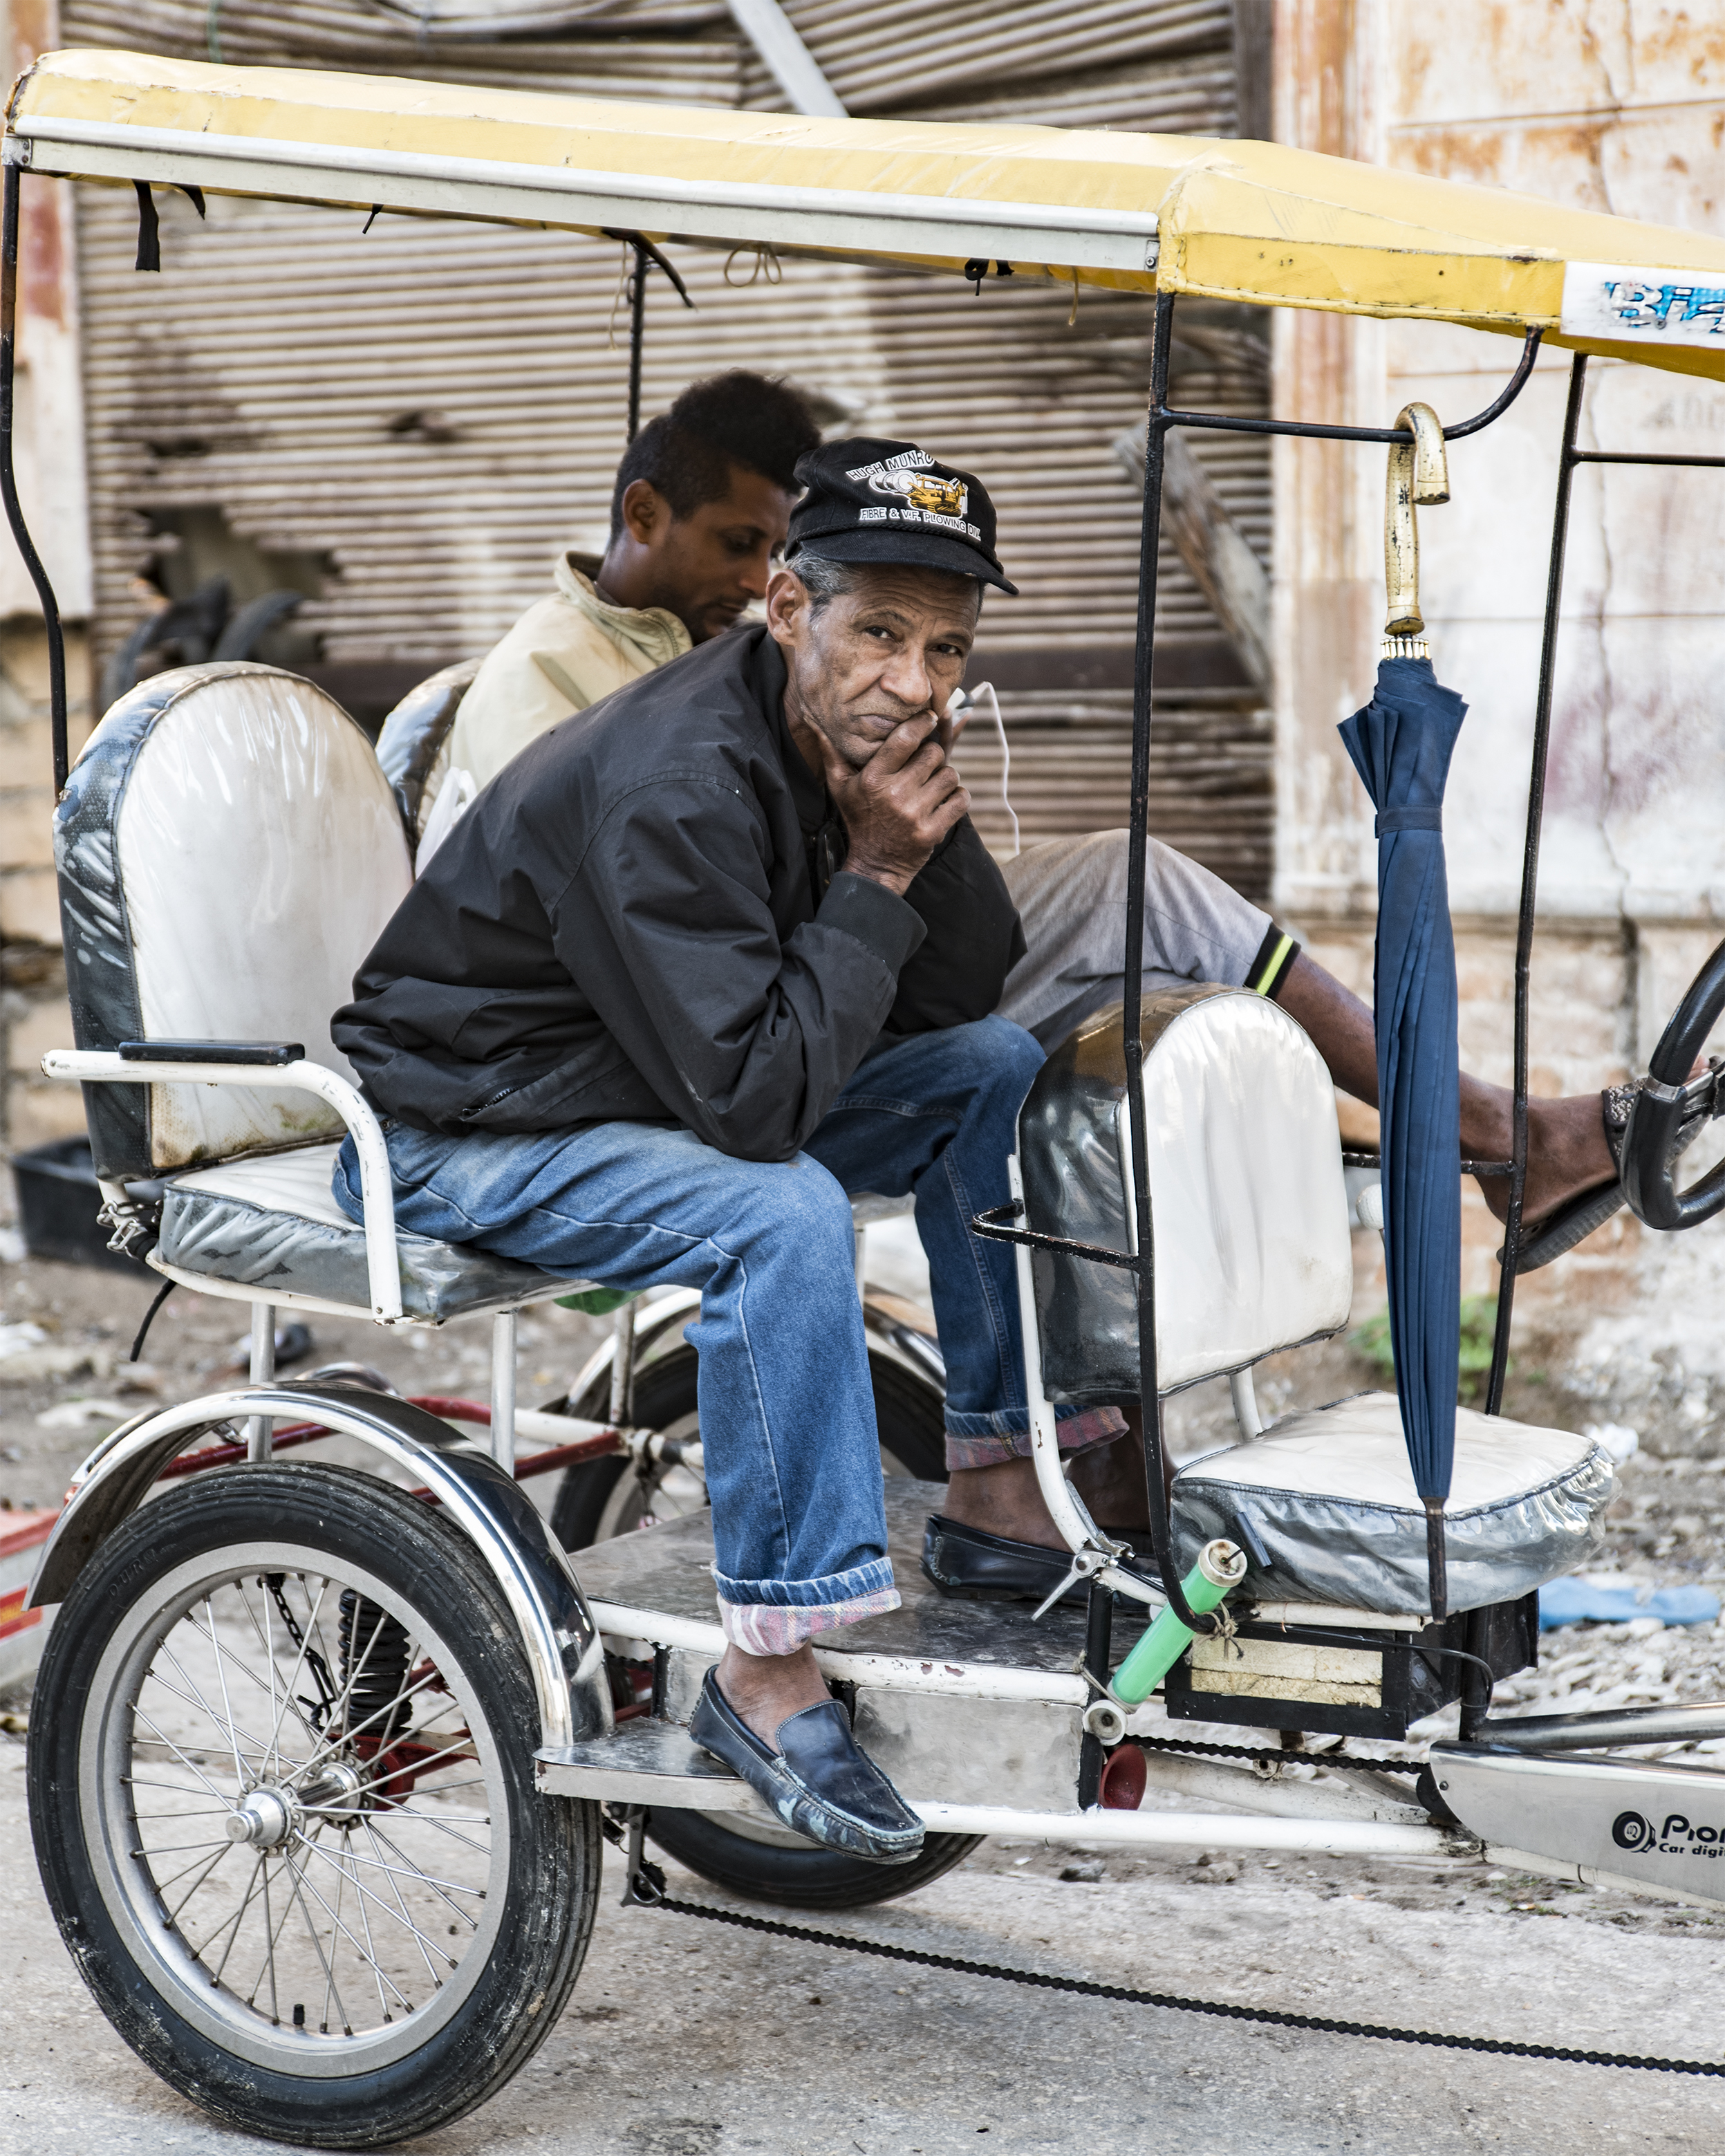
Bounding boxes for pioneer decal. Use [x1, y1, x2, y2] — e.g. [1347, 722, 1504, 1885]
[1612, 1808, 1725, 1859]
[1561, 260, 1725, 351]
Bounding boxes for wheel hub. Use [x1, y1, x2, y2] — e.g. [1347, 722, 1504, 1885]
[225, 1785, 296, 1848]
[297, 1760, 367, 1825]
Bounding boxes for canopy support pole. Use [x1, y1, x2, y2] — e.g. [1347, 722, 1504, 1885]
[1125, 293, 1211, 1636]
[1485, 353, 1588, 1414]
[0, 160, 70, 795]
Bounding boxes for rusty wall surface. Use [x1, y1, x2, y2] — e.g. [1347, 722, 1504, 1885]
[1274, 0, 1725, 1397]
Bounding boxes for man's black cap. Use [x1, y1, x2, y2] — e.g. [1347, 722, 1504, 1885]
[785, 436, 1018, 595]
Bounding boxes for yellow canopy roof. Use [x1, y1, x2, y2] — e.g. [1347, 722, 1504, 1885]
[12, 46, 1725, 380]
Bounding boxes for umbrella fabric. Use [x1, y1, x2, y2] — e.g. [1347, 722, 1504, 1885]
[1338, 657, 1467, 1613]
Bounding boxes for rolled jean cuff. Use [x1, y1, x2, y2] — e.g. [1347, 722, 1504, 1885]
[715, 1556, 900, 1656]
[943, 1403, 1128, 1473]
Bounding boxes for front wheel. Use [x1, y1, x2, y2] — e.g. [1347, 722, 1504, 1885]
[28, 1463, 602, 2148]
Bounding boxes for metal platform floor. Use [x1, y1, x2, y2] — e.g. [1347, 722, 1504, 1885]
[571, 1476, 1092, 1675]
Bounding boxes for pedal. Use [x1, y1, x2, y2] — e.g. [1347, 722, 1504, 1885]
[1433, 1740, 1725, 1906]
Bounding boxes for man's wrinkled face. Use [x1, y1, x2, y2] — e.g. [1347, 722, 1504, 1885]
[623, 465, 796, 643]
[765, 563, 981, 770]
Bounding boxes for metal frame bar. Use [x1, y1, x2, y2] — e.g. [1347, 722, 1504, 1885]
[10, 120, 1162, 279]
[1485, 355, 1588, 1407]
[1, 163, 70, 793]
[41, 1048, 407, 1319]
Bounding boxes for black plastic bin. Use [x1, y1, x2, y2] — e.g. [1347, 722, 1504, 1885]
[9, 1137, 152, 1272]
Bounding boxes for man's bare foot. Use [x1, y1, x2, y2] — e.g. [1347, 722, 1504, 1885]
[1464, 1086, 1614, 1227]
[944, 1433, 1171, 1551]
[942, 1454, 1066, 1550]
[715, 1642, 832, 1750]
[1068, 1407, 1171, 1533]
[1272, 951, 1618, 1231]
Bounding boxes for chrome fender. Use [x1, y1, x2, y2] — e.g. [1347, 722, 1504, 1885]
[28, 1382, 613, 1750]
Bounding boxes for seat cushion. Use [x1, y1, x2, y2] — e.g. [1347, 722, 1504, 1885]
[158, 1142, 593, 1320]
[1018, 991, 1354, 1407]
[1171, 1393, 1616, 1616]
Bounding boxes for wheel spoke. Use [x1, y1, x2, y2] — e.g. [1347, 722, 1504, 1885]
[279, 1839, 357, 2036]
[325, 1843, 486, 1902]
[203, 1850, 266, 1987]
[338, 1828, 395, 2024]
[295, 1662, 443, 1781]
[260, 1575, 333, 1768]
[352, 1728, 478, 1796]
[129, 1706, 236, 1807]
[369, 1805, 492, 1854]
[362, 1813, 446, 1989]
[297, 1831, 460, 1972]
[147, 1650, 297, 1778]
[160, 1839, 237, 1920]
[201, 1596, 248, 1787]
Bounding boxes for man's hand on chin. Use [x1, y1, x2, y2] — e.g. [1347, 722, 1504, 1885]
[815, 709, 970, 898]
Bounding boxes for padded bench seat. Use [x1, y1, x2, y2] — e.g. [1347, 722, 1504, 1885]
[158, 1142, 593, 1320]
[1171, 1393, 1616, 1616]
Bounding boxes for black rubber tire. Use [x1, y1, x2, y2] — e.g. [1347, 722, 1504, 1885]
[28, 1463, 602, 2149]
[644, 1806, 981, 1912]
[550, 1339, 947, 1554]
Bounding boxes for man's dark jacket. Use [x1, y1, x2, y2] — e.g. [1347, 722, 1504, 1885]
[333, 625, 1025, 1163]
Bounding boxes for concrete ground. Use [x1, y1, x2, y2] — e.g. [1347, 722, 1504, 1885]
[6, 1724, 1725, 2156]
[7, 1252, 1725, 2153]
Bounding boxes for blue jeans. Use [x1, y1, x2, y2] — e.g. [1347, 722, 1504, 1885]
[334, 1017, 1117, 1650]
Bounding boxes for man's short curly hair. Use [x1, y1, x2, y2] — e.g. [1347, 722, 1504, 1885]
[609, 371, 821, 539]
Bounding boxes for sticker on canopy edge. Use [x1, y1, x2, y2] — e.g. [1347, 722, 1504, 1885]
[1562, 260, 1725, 349]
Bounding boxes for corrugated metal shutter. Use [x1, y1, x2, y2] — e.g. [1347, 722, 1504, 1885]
[64, 0, 1271, 899]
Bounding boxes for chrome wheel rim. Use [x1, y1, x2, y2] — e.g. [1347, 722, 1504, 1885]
[81, 1539, 510, 2075]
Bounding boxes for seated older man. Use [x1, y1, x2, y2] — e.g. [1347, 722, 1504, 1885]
[331, 440, 1129, 1861]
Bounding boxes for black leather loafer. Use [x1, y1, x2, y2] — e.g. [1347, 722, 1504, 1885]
[921, 1514, 1160, 1606]
[689, 1669, 924, 1866]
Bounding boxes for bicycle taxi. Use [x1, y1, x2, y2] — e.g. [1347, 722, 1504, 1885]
[14, 45, 1725, 2145]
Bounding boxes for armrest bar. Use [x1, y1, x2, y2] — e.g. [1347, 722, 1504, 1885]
[39, 1050, 404, 1322]
[119, 1038, 305, 1066]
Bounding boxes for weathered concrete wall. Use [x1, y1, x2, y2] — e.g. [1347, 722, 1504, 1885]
[1274, 0, 1725, 1424]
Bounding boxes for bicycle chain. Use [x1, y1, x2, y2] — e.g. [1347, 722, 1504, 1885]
[1134, 1734, 1424, 1778]
[624, 1857, 1723, 2076]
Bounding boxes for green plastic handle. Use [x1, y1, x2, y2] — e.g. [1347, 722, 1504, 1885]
[1112, 1539, 1247, 1706]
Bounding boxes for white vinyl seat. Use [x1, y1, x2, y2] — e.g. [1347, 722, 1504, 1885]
[1171, 1393, 1614, 1617]
[55, 662, 602, 1324]
[158, 1142, 593, 1321]
[1015, 988, 1617, 1615]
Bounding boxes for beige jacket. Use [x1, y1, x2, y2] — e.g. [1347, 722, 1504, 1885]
[443, 550, 691, 795]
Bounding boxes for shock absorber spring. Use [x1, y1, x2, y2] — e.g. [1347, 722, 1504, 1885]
[337, 1589, 411, 1753]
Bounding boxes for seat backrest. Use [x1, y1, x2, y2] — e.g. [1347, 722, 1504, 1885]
[374, 658, 479, 851]
[1018, 987, 1354, 1404]
[55, 662, 413, 1178]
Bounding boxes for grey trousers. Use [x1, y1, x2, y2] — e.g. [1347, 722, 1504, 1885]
[998, 830, 1277, 1051]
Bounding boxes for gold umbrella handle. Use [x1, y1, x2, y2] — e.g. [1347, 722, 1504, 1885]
[1383, 402, 1450, 653]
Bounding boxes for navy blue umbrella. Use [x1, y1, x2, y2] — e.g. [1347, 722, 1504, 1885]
[1339, 656, 1468, 1619]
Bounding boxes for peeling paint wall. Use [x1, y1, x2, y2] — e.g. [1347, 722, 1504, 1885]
[1275, 0, 1725, 1418]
